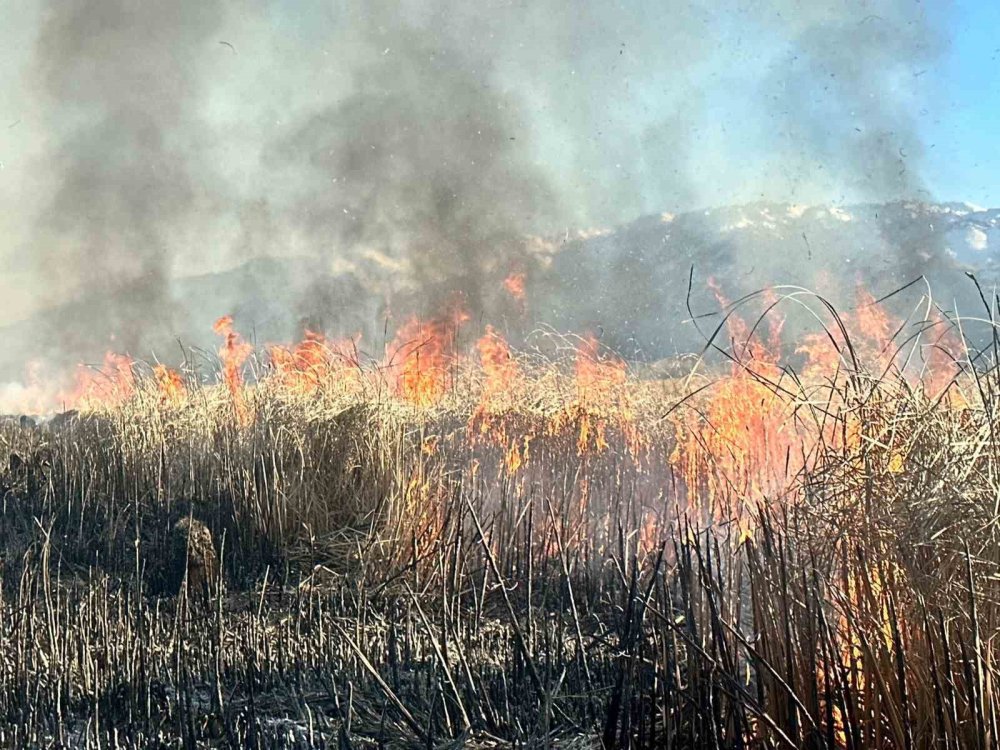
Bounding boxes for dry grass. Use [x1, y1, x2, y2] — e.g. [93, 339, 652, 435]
[0, 306, 997, 748]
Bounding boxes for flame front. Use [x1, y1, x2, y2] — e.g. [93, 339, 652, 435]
[568, 334, 634, 455]
[153, 365, 186, 406]
[503, 271, 526, 305]
[389, 308, 469, 408]
[268, 330, 361, 396]
[67, 352, 137, 410]
[477, 326, 521, 410]
[1, 283, 972, 524]
[213, 315, 254, 424]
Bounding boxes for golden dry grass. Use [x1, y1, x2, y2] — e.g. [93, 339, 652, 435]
[0, 309, 997, 747]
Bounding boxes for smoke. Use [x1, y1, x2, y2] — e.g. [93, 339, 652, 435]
[268, 16, 558, 327]
[756, 4, 950, 287]
[24, 0, 226, 363]
[759, 6, 942, 200]
[0, 0, 957, 376]
[256, 0, 720, 333]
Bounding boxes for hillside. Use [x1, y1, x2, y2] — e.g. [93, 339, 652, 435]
[0, 200, 996, 379]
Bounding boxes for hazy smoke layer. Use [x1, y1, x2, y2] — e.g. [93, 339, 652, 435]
[28, 0, 226, 360]
[269, 16, 557, 327]
[757, 4, 950, 285]
[0, 0, 956, 375]
[761, 5, 942, 199]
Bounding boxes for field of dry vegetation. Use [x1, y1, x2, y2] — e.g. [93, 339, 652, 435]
[0, 288, 998, 748]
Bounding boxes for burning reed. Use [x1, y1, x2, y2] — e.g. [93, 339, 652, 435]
[0, 291, 997, 748]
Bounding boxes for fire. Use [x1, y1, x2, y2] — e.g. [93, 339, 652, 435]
[503, 435, 531, 473]
[670, 284, 798, 519]
[797, 286, 966, 403]
[796, 332, 841, 382]
[388, 307, 469, 407]
[667, 278, 978, 539]
[707, 278, 779, 365]
[476, 326, 521, 408]
[567, 334, 637, 455]
[853, 286, 894, 356]
[268, 330, 361, 395]
[470, 326, 528, 472]
[213, 315, 253, 391]
[0, 274, 972, 524]
[795, 285, 894, 383]
[469, 329, 642, 472]
[670, 361, 798, 516]
[922, 308, 965, 400]
[213, 315, 254, 423]
[503, 271, 526, 305]
[574, 335, 626, 397]
[153, 365, 186, 406]
[759, 287, 785, 356]
[66, 352, 137, 410]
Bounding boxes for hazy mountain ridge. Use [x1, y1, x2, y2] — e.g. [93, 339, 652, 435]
[538, 200, 1000, 357]
[1, 200, 998, 379]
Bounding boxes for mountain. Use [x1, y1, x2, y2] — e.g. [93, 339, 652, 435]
[533, 201, 1000, 357]
[1, 200, 997, 380]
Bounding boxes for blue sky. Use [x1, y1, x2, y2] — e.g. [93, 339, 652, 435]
[922, 0, 1000, 206]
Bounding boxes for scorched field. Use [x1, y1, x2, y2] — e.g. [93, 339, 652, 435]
[0, 287, 997, 749]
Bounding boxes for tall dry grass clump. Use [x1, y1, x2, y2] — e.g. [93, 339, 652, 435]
[0, 291, 996, 748]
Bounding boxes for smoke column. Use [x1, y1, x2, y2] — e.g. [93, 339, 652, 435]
[28, 0, 227, 360]
[0, 0, 951, 374]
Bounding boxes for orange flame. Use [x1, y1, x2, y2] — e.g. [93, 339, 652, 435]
[671, 284, 804, 521]
[66, 352, 137, 410]
[153, 365, 186, 406]
[570, 335, 635, 455]
[470, 326, 527, 472]
[922, 309, 965, 400]
[213, 315, 254, 424]
[503, 271, 526, 305]
[388, 307, 469, 407]
[477, 326, 521, 406]
[852, 285, 897, 372]
[668, 279, 975, 530]
[268, 330, 361, 395]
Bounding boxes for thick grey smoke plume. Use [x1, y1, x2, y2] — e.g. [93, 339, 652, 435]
[269, 19, 557, 326]
[0, 0, 955, 375]
[27, 0, 226, 361]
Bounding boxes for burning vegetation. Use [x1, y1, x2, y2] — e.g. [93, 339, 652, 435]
[1, 0, 990, 744]
[0, 284, 995, 748]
